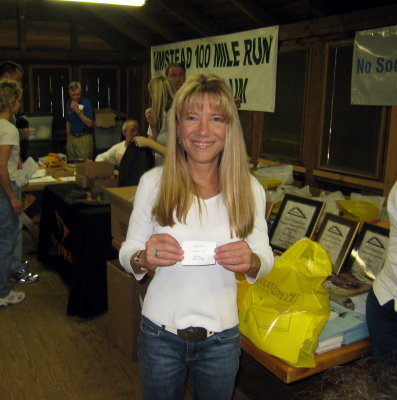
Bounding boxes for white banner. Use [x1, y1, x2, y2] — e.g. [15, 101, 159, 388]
[351, 25, 397, 106]
[151, 26, 279, 112]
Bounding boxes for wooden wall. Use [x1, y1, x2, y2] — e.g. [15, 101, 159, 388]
[1, 3, 397, 195]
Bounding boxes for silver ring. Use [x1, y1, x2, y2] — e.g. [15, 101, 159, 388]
[154, 249, 160, 258]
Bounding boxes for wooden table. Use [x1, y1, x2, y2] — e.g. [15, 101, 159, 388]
[240, 335, 370, 383]
[111, 239, 371, 383]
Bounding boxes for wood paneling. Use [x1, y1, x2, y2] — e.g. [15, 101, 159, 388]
[26, 21, 70, 49]
[0, 20, 19, 48]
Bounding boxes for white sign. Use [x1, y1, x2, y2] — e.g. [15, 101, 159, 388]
[351, 25, 397, 106]
[151, 26, 279, 112]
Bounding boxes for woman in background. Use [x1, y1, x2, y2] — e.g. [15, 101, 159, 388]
[0, 79, 25, 306]
[133, 76, 174, 165]
[119, 73, 274, 399]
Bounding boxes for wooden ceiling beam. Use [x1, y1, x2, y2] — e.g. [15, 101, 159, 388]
[230, 0, 278, 27]
[22, 1, 140, 51]
[85, 6, 153, 48]
[1, 49, 149, 65]
[157, 0, 221, 37]
[123, 7, 180, 43]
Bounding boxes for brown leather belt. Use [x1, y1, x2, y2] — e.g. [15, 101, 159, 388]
[164, 325, 214, 342]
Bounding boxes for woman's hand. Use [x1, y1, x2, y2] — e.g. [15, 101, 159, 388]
[142, 233, 184, 269]
[214, 241, 261, 278]
[145, 107, 153, 126]
[10, 197, 23, 216]
[133, 136, 151, 148]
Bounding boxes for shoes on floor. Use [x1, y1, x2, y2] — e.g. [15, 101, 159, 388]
[10, 271, 39, 284]
[0, 290, 26, 307]
[10, 260, 39, 284]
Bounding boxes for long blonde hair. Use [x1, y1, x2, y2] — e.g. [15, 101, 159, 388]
[152, 73, 255, 238]
[147, 76, 174, 137]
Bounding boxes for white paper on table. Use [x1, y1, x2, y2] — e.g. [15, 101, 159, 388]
[28, 176, 57, 184]
[15, 157, 39, 187]
[59, 176, 76, 182]
[30, 169, 46, 179]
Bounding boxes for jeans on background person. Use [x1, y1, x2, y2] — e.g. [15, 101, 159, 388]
[0, 182, 19, 298]
[366, 288, 397, 365]
[11, 206, 23, 274]
[138, 316, 241, 400]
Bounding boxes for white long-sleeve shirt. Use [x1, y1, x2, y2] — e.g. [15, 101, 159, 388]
[95, 141, 126, 165]
[119, 167, 274, 332]
[373, 181, 397, 311]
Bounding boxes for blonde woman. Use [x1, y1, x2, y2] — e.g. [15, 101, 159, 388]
[119, 74, 274, 399]
[0, 79, 25, 306]
[134, 76, 174, 165]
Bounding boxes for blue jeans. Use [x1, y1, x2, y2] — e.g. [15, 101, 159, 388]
[366, 288, 397, 365]
[11, 186, 23, 273]
[0, 182, 19, 297]
[138, 316, 241, 400]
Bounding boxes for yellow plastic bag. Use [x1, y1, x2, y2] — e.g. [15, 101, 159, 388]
[239, 238, 331, 367]
[336, 200, 379, 222]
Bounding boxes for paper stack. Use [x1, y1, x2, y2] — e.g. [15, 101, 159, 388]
[316, 301, 369, 354]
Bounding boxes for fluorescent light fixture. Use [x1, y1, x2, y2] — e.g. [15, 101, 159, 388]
[52, 0, 146, 6]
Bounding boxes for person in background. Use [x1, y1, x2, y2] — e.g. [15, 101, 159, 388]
[0, 60, 38, 284]
[366, 180, 397, 366]
[165, 62, 186, 92]
[119, 73, 274, 399]
[0, 80, 26, 306]
[65, 81, 93, 161]
[133, 76, 174, 165]
[144, 63, 186, 139]
[95, 119, 140, 165]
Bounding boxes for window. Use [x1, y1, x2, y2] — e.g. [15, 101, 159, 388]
[79, 66, 119, 110]
[29, 65, 71, 131]
[261, 50, 307, 163]
[319, 43, 386, 179]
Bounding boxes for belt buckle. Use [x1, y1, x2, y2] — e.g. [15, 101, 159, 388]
[177, 326, 207, 342]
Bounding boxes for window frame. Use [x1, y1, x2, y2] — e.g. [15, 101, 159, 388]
[316, 39, 389, 181]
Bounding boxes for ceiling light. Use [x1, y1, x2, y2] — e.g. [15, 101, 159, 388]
[51, 0, 146, 6]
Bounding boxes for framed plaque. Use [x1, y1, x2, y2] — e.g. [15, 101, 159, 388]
[269, 194, 325, 253]
[344, 222, 390, 283]
[316, 213, 360, 274]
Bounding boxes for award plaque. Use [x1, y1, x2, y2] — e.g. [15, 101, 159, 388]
[316, 213, 360, 274]
[344, 222, 390, 283]
[269, 194, 325, 253]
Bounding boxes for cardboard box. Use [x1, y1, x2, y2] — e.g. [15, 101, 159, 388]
[75, 161, 114, 178]
[87, 176, 118, 190]
[106, 260, 150, 361]
[75, 173, 88, 188]
[46, 166, 75, 178]
[95, 108, 116, 128]
[105, 186, 137, 242]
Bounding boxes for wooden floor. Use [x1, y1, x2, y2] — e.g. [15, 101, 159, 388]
[1, 229, 384, 400]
